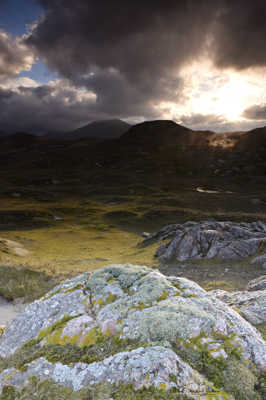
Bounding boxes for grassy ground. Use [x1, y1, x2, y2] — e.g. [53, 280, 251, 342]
[1, 154, 266, 301]
[0, 266, 55, 302]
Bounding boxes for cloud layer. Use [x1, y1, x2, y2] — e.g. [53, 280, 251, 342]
[28, 1, 266, 83]
[2, 1, 266, 133]
[243, 104, 266, 121]
[0, 30, 35, 78]
[0, 80, 97, 133]
[25, 1, 217, 123]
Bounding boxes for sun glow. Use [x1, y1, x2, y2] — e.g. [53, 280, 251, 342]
[159, 60, 266, 130]
[183, 60, 266, 120]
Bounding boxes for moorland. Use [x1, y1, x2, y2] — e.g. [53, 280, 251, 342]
[0, 120, 266, 302]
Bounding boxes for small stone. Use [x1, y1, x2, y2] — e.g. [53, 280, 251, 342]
[211, 349, 228, 359]
[53, 215, 63, 221]
[251, 198, 263, 205]
[141, 232, 150, 238]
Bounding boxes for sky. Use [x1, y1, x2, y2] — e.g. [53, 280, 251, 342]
[1, 0, 266, 134]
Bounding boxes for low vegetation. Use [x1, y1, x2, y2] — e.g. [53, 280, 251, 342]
[0, 135, 266, 326]
[0, 265, 56, 302]
[0, 176, 266, 301]
[0, 378, 191, 400]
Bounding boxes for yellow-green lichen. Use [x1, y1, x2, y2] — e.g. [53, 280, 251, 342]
[37, 314, 75, 342]
[43, 288, 62, 301]
[93, 293, 118, 307]
[80, 327, 100, 347]
[0, 326, 5, 337]
[231, 306, 242, 315]
[131, 301, 152, 311]
[156, 291, 169, 302]
[64, 284, 83, 294]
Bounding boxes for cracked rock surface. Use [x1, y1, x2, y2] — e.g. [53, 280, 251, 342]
[139, 220, 266, 262]
[247, 275, 266, 291]
[210, 277, 266, 325]
[0, 264, 265, 399]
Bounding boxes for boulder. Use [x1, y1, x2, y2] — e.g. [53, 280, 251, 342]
[0, 264, 265, 399]
[247, 276, 266, 291]
[251, 254, 266, 265]
[210, 288, 266, 325]
[139, 220, 266, 262]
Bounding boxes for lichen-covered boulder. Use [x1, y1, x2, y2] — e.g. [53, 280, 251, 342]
[210, 288, 266, 326]
[0, 264, 265, 399]
[139, 220, 266, 262]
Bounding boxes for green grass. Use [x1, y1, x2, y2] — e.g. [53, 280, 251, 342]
[1, 170, 266, 297]
[256, 323, 266, 340]
[0, 266, 56, 302]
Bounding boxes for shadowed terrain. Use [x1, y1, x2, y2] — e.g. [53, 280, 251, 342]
[0, 120, 266, 298]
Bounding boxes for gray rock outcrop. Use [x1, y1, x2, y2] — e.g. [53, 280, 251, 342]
[210, 286, 266, 325]
[247, 276, 266, 291]
[251, 254, 266, 266]
[139, 220, 266, 262]
[0, 264, 265, 399]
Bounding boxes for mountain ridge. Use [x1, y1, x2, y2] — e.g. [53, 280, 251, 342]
[46, 119, 131, 140]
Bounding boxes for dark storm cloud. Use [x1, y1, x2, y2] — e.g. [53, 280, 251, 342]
[29, 1, 266, 77]
[26, 0, 219, 116]
[0, 30, 35, 78]
[76, 68, 182, 118]
[23, 0, 266, 125]
[242, 104, 266, 121]
[210, 0, 266, 69]
[3, 1, 266, 133]
[30, 0, 213, 77]
[0, 82, 98, 133]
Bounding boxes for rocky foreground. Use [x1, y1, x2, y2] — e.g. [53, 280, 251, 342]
[0, 264, 265, 399]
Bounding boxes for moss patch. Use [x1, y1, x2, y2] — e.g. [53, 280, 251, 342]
[0, 330, 146, 374]
[37, 315, 75, 342]
[0, 378, 228, 400]
[173, 331, 261, 400]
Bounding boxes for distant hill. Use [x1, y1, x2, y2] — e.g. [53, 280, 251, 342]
[235, 126, 266, 151]
[0, 132, 39, 147]
[119, 120, 213, 148]
[2, 119, 266, 178]
[46, 119, 131, 140]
